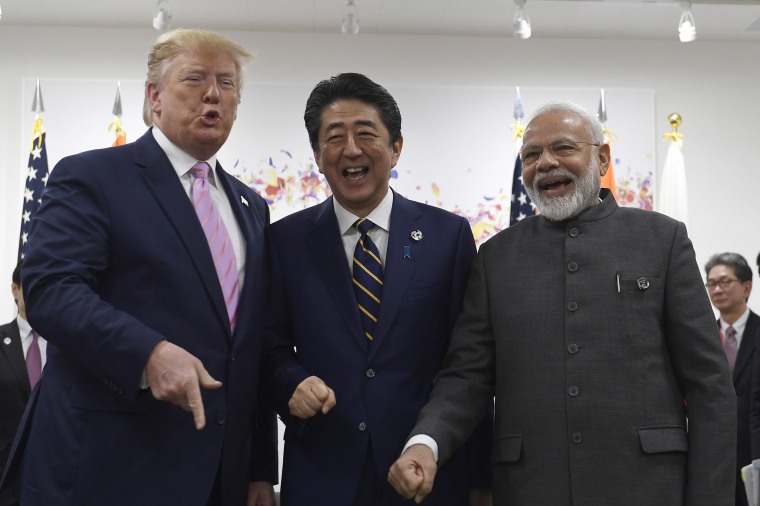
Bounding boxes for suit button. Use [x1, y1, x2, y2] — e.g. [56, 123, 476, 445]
[568, 344, 579, 354]
[366, 368, 375, 378]
[216, 414, 226, 425]
[568, 386, 579, 397]
[569, 228, 579, 238]
[567, 302, 578, 312]
[230, 353, 236, 362]
[572, 432, 582, 444]
[358, 422, 367, 432]
[568, 262, 578, 272]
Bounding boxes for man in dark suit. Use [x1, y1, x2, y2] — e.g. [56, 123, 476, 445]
[264, 73, 492, 505]
[389, 101, 736, 505]
[704, 252, 757, 506]
[5, 29, 276, 506]
[0, 261, 44, 506]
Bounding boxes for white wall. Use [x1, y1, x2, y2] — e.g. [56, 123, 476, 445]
[1, 25, 758, 322]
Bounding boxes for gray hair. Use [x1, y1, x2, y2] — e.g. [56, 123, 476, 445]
[704, 252, 753, 283]
[527, 101, 604, 144]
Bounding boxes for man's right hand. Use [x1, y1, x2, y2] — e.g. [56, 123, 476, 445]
[288, 376, 336, 419]
[145, 340, 222, 430]
[388, 444, 438, 504]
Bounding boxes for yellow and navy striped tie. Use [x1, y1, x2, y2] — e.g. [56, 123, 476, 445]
[352, 218, 383, 341]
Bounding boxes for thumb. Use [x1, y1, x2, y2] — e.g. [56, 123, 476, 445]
[197, 365, 223, 390]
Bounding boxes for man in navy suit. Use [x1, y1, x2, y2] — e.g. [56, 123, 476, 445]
[705, 252, 759, 506]
[7, 29, 276, 506]
[0, 261, 45, 506]
[265, 73, 492, 505]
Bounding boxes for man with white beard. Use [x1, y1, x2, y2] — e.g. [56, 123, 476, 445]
[388, 101, 736, 506]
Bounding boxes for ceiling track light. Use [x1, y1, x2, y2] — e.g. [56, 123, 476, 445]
[678, 1, 696, 42]
[513, 0, 531, 40]
[341, 0, 359, 35]
[153, 0, 172, 31]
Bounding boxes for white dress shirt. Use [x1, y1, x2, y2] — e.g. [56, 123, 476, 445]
[152, 127, 246, 290]
[334, 189, 393, 272]
[720, 307, 750, 349]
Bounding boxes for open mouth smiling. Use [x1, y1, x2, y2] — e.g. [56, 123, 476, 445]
[539, 176, 573, 192]
[344, 167, 369, 180]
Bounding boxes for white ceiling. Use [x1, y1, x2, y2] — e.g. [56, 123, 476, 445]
[1, 0, 760, 42]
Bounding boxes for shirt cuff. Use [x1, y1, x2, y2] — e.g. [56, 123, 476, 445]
[403, 434, 439, 463]
[139, 370, 149, 389]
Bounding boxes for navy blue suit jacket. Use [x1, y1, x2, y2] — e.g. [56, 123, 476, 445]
[10, 129, 275, 506]
[265, 192, 492, 505]
[0, 320, 28, 506]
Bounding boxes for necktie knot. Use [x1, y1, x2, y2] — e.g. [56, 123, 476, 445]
[191, 161, 211, 180]
[355, 218, 376, 236]
[726, 325, 737, 340]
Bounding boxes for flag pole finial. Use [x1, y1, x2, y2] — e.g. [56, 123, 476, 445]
[668, 113, 682, 132]
[32, 78, 45, 114]
[513, 86, 524, 122]
[664, 113, 683, 143]
[112, 82, 123, 118]
[596, 89, 607, 125]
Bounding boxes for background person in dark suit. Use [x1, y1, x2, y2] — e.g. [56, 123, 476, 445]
[0, 261, 45, 506]
[264, 73, 492, 505]
[5, 29, 276, 506]
[389, 101, 736, 506]
[704, 252, 757, 506]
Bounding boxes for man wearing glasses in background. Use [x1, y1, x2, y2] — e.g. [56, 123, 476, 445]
[389, 101, 736, 506]
[705, 253, 759, 506]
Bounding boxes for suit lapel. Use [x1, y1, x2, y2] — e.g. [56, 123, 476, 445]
[369, 192, 422, 358]
[735, 311, 760, 381]
[0, 321, 31, 395]
[216, 164, 266, 341]
[308, 199, 365, 346]
[136, 130, 230, 334]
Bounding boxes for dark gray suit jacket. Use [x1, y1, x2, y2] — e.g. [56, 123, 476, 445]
[411, 189, 736, 506]
[723, 311, 759, 506]
[0, 319, 28, 506]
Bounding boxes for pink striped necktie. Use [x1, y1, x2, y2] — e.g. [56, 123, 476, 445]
[26, 330, 42, 389]
[190, 162, 240, 330]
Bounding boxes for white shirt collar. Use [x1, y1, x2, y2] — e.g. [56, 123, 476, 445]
[152, 126, 220, 186]
[721, 307, 750, 336]
[16, 314, 32, 338]
[333, 188, 394, 236]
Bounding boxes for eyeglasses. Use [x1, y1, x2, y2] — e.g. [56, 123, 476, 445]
[705, 278, 739, 290]
[519, 139, 600, 166]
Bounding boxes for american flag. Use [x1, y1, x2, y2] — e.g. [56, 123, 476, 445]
[18, 118, 50, 261]
[509, 87, 536, 226]
[509, 154, 536, 225]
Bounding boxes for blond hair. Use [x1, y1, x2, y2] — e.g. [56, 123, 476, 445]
[142, 28, 252, 126]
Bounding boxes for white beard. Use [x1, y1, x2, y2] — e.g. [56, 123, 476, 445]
[524, 162, 601, 221]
